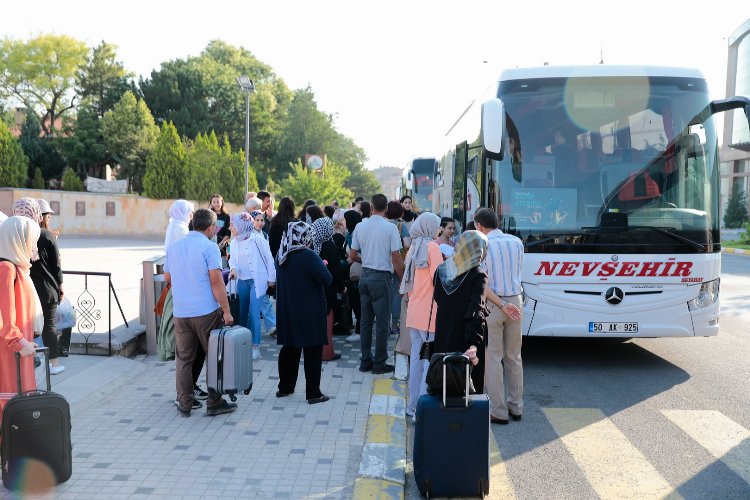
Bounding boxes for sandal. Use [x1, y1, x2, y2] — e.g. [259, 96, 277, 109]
[307, 395, 330, 405]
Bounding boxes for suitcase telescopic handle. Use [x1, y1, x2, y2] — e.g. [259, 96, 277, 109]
[442, 353, 470, 408]
[15, 347, 51, 393]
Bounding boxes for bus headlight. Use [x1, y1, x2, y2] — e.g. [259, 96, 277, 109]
[687, 279, 720, 311]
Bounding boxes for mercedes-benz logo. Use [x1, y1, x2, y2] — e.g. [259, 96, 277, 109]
[604, 287, 624, 305]
[611, 255, 619, 262]
[32, 411, 40, 419]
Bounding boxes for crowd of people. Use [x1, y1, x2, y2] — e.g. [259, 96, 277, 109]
[157, 190, 526, 424]
[0, 190, 527, 427]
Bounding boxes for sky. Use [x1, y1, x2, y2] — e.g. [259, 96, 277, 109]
[2, 0, 750, 171]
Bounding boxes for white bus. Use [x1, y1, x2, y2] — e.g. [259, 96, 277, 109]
[435, 65, 750, 337]
[400, 157, 437, 213]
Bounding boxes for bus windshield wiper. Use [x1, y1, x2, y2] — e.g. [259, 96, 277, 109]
[632, 226, 706, 252]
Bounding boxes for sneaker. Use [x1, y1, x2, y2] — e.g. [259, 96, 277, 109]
[194, 385, 209, 400]
[359, 363, 373, 373]
[206, 400, 238, 416]
[252, 346, 261, 360]
[49, 365, 65, 375]
[174, 398, 203, 410]
[405, 407, 416, 417]
[267, 327, 277, 337]
[371, 364, 395, 375]
[390, 324, 400, 335]
[345, 333, 361, 343]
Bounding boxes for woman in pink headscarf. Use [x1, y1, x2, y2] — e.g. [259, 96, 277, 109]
[0, 216, 42, 415]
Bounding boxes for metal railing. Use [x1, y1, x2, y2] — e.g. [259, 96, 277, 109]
[61, 271, 128, 356]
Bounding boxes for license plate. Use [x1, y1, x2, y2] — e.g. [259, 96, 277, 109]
[589, 322, 639, 333]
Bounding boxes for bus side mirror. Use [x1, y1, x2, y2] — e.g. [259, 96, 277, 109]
[709, 96, 750, 127]
[482, 98, 505, 160]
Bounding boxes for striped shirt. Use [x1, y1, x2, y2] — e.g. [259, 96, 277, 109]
[480, 229, 524, 296]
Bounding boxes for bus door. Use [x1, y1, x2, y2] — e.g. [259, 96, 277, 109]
[454, 141, 468, 231]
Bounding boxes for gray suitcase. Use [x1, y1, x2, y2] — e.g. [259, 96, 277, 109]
[207, 326, 253, 401]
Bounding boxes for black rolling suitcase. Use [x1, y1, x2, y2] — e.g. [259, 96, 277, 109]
[413, 353, 490, 497]
[2, 348, 72, 490]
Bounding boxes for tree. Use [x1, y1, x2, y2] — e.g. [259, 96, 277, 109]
[0, 34, 88, 136]
[140, 40, 292, 186]
[19, 110, 66, 180]
[61, 167, 84, 191]
[143, 122, 186, 199]
[0, 120, 28, 187]
[183, 131, 222, 202]
[220, 135, 257, 204]
[77, 41, 134, 118]
[60, 102, 110, 177]
[32, 167, 45, 189]
[101, 91, 159, 193]
[345, 164, 382, 198]
[724, 183, 749, 229]
[279, 160, 353, 207]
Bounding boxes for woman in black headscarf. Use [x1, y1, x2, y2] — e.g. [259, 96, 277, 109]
[432, 230, 489, 392]
[275, 221, 332, 404]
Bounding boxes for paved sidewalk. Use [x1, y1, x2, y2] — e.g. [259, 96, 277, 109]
[7, 335, 407, 500]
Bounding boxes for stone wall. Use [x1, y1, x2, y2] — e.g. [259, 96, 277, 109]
[0, 188, 245, 237]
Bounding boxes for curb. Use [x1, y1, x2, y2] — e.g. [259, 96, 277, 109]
[722, 247, 749, 256]
[353, 378, 407, 500]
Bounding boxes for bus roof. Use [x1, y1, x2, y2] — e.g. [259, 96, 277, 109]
[499, 65, 705, 82]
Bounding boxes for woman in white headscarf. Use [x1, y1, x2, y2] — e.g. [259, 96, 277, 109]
[0, 216, 42, 413]
[228, 211, 276, 360]
[398, 212, 442, 418]
[165, 200, 194, 251]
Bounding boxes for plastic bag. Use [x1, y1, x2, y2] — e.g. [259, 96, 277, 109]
[56, 297, 77, 330]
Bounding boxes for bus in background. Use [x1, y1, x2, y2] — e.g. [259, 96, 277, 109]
[401, 157, 436, 213]
[438, 64, 750, 338]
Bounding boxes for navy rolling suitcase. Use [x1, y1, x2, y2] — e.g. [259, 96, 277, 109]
[413, 354, 490, 497]
[2, 348, 72, 490]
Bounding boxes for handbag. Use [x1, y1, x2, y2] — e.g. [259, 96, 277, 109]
[154, 282, 171, 316]
[425, 352, 475, 398]
[55, 296, 77, 330]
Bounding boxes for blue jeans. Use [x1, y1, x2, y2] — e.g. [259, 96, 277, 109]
[260, 294, 276, 331]
[359, 268, 392, 369]
[390, 273, 401, 324]
[238, 278, 262, 346]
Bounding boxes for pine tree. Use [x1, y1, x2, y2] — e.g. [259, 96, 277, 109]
[32, 167, 45, 189]
[723, 183, 749, 229]
[0, 121, 29, 187]
[62, 167, 84, 191]
[143, 122, 186, 199]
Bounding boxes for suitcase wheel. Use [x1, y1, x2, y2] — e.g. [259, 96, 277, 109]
[229, 394, 237, 402]
[244, 383, 253, 395]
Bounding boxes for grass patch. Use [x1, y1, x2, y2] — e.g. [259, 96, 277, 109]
[723, 241, 750, 250]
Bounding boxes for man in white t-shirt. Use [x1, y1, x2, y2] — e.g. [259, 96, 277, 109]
[350, 194, 404, 374]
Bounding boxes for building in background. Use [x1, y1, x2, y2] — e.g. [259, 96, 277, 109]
[720, 19, 750, 224]
[372, 166, 402, 201]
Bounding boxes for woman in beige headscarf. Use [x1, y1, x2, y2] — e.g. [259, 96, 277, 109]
[432, 230, 489, 393]
[0, 216, 42, 413]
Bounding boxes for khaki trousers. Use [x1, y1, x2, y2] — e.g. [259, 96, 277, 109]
[174, 309, 224, 411]
[484, 295, 523, 420]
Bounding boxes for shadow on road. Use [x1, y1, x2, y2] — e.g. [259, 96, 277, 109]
[494, 337, 691, 461]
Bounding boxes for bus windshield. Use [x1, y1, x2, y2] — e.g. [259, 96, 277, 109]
[490, 76, 720, 254]
[410, 158, 435, 213]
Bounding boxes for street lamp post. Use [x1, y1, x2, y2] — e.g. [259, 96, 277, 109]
[236, 75, 256, 195]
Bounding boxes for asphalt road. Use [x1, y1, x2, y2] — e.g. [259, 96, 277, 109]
[406, 253, 750, 499]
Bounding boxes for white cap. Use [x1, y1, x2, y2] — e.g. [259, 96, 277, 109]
[37, 199, 54, 214]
